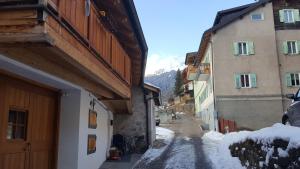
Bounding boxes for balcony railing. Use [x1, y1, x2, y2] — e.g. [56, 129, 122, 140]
[0, 0, 132, 86]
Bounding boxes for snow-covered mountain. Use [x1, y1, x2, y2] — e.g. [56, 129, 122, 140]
[145, 70, 176, 103]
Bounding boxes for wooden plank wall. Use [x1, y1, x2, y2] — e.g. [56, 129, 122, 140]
[48, 0, 131, 85]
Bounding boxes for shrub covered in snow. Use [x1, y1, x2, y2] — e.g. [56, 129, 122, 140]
[229, 124, 300, 169]
[203, 123, 300, 169]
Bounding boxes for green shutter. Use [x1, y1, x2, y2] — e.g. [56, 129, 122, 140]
[279, 10, 285, 22]
[250, 74, 257, 88]
[283, 41, 288, 55]
[297, 41, 300, 54]
[235, 74, 241, 89]
[286, 73, 292, 87]
[247, 41, 255, 55]
[293, 9, 300, 22]
[233, 42, 239, 56]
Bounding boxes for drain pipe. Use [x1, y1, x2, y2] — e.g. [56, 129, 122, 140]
[142, 86, 150, 148]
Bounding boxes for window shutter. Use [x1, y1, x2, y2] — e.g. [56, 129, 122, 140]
[279, 10, 285, 22]
[297, 41, 300, 54]
[286, 73, 292, 87]
[283, 41, 288, 55]
[247, 41, 255, 55]
[235, 74, 241, 89]
[233, 42, 239, 56]
[293, 9, 300, 22]
[250, 74, 257, 88]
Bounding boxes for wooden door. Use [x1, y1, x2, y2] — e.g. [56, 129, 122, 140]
[0, 75, 58, 169]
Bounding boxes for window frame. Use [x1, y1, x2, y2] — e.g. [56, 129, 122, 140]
[6, 108, 28, 141]
[283, 9, 295, 23]
[240, 74, 252, 88]
[290, 73, 300, 87]
[287, 41, 298, 55]
[237, 42, 248, 55]
[251, 13, 264, 21]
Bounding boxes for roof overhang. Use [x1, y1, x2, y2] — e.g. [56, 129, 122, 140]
[94, 0, 148, 86]
[144, 83, 162, 106]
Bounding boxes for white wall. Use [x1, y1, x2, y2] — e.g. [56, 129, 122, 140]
[58, 89, 113, 169]
[77, 90, 112, 169]
[58, 89, 81, 169]
[147, 92, 156, 146]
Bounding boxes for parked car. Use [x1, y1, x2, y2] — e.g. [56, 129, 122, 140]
[155, 118, 161, 126]
[282, 88, 300, 127]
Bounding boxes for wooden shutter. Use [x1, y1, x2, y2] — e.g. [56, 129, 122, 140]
[283, 41, 288, 55]
[293, 9, 300, 22]
[233, 42, 239, 56]
[286, 73, 292, 87]
[247, 41, 255, 55]
[250, 74, 257, 88]
[279, 10, 284, 22]
[234, 74, 241, 89]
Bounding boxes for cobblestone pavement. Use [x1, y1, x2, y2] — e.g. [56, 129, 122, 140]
[134, 113, 213, 169]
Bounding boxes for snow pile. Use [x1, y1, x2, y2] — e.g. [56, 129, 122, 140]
[203, 131, 250, 169]
[246, 123, 300, 149]
[202, 123, 300, 169]
[135, 127, 174, 164]
[156, 127, 174, 141]
[175, 112, 185, 115]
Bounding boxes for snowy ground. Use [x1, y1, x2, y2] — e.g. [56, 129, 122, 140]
[134, 112, 212, 169]
[134, 127, 174, 164]
[202, 123, 300, 169]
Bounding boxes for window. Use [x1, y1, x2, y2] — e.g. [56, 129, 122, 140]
[233, 42, 255, 56]
[7, 109, 28, 140]
[286, 73, 300, 87]
[238, 42, 248, 55]
[284, 41, 299, 55]
[287, 41, 298, 54]
[284, 10, 294, 23]
[297, 89, 300, 98]
[235, 73, 257, 89]
[251, 13, 264, 21]
[279, 9, 300, 23]
[241, 74, 250, 88]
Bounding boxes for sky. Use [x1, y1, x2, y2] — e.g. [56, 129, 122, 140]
[134, 0, 255, 75]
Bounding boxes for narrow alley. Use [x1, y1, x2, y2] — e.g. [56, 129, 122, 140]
[134, 112, 212, 169]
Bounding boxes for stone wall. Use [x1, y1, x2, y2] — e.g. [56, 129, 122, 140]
[113, 86, 148, 153]
[230, 139, 300, 169]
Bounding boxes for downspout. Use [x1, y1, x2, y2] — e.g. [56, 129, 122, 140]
[142, 86, 150, 148]
[210, 39, 219, 131]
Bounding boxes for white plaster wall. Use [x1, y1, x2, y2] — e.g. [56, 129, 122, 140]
[58, 89, 81, 169]
[147, 93, 156, 146]
[77, 90, 112, 169]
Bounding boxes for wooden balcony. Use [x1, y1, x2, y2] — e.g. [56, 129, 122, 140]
[197, 63, 210, 81]
[0, 0, 145, 114]
[187, 66, 198, 81]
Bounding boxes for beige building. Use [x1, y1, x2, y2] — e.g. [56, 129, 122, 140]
[190, 0, 300, 131]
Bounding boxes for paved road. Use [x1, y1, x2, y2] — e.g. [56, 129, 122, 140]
[134, 112, 212, 169]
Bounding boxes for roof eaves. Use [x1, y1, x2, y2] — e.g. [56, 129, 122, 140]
[212, 0, 271, 32]
[213, 4, 252, 26]
[195, 28, 212, 66]
[123, 0, 148, 86]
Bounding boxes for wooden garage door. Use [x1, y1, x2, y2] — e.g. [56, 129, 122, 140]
[0, 74, 58, 169]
